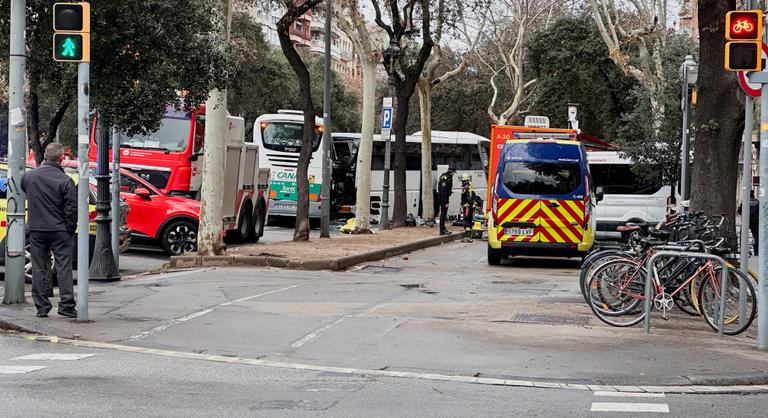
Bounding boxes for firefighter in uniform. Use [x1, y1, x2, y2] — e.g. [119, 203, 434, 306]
[437, 167, 456, 235]
[460, 174, 481, 242]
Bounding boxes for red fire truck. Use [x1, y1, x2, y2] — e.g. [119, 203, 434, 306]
[89, 107, 270, 244]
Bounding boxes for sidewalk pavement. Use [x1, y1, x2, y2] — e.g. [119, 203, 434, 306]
[1, 243, 767, 390]
[170, 225, 463, 270]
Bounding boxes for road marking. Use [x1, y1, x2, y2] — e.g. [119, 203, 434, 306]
[219, 284, 299, 306]
[289, 303, 388, 349]
[19, 335, 768, 395]
[11, 353, 95, 361]
[127, 309, 214, 341]
[590, 402, 669, 413]
[594, 391, 665, 398]
[0, 365, 47, 374]
[127, 284, 302, 341]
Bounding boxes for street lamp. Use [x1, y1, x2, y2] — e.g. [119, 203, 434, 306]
[679, 55, 698, 211]
[89, 119, 120, 281]
[380, 38, 401, 230]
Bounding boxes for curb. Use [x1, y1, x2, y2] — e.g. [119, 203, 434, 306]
[169, 232, 464, 271]
[16, 334, 768, 395]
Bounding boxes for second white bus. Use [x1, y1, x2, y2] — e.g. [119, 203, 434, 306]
[332, 130, 491, 222]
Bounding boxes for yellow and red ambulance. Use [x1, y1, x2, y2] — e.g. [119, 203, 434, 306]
[486, 120, 598, 264]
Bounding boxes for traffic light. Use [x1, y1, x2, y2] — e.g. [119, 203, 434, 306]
[726, 41, 762, 71]
[52, 2, 90, 63]
[725, 10, 764, 71]
[726, 11, 762, 41]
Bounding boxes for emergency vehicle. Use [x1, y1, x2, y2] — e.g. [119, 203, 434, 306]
[486, 117, 600, 264]
[89, 109, 270, 246]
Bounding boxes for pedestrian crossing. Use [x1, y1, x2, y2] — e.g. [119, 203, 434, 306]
[0, 352, 96, 374]
[591, 391, 669, 413]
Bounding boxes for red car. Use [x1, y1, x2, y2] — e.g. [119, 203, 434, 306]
[116, 169, 200, 255]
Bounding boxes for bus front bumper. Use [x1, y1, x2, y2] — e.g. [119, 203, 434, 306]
[269, 199, 322, 218]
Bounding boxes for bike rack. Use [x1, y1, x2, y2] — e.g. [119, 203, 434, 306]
[643, 251, 729, 337]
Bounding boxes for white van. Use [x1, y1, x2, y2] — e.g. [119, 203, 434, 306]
[587, 151, 670, 235]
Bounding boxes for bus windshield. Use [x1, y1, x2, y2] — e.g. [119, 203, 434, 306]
[261, 122, 321, 153]
[117, 117, 191, 152]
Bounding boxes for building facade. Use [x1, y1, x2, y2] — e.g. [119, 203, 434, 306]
[679, 0, 699, 42]
[246, 5, 361, 87]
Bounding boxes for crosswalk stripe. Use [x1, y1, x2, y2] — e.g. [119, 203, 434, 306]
[0, 365, 47, 374]
[590, 402, 669, 413]
[11, 353, 96, 361]
[594, 391, 665, 398]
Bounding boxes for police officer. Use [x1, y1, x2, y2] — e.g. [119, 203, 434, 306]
[460, 174, 481, 242]
[21, 143, 78, 318]
[437, 167, 456, 235]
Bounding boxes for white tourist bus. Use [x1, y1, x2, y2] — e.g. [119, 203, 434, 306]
[252, 110, 325, 219]
[332, 131, 491, 222]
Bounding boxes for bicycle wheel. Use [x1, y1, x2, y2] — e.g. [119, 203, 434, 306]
[580, 250, 630, 303]
[697, 267, 757, 335]
[586, 258, 648, 327]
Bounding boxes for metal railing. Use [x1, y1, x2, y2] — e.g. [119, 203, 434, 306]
[643, 251, 729, 337]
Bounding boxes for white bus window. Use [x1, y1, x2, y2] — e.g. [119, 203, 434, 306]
[261, 122, 321, 153]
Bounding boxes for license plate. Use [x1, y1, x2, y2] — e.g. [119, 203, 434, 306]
[504, 228, 534, 236]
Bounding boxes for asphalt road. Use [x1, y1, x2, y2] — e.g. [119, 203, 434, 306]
[1, 332, 766, 417]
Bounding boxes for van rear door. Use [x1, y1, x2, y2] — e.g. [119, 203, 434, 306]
[497, 142, 586, 245]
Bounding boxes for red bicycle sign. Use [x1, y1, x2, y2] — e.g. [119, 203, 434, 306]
[732, 19, 756, 34]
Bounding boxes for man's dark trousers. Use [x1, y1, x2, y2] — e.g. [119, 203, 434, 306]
[439, 201, 449, 233]
[30, 231, 75, 314]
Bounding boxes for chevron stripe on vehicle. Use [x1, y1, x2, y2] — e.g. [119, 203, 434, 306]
[540, 200, 583, 243]
[496, 198, 539, 242]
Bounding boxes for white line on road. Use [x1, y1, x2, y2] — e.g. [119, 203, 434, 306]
[18, 335, 768, 394]
[290, 303, 389, 349]
[0, 365, 47, 374]
[127, 309, 214, 341]
[590, 402, 669, 413]
[11, 353, 96, 361]
[219, 285, 299, 306]
[127, 284, 302, 341]
[594, 391, 665, 398]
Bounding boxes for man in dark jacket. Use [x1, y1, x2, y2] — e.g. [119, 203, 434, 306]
[20, 143, 78, 318]
[437, 167, 456, 235]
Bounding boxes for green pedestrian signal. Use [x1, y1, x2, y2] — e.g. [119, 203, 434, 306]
[61, 37, 77, 57]
[52, 2, 90, 63]
[53, 34, 86, 62]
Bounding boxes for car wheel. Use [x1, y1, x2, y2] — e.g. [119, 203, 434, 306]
[161, 220, 198, 256]
[225, 203, 252, 244]
[248, 202, 265, 243]
[487, 246, 502, 266]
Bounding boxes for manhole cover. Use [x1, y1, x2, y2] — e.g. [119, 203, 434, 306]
[504, 313, 588, 326]
[360, 265, 404, 274]
[251, 400, 338, 411]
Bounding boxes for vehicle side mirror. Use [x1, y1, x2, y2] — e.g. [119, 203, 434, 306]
[596, 186, 605, 203]
[134, 187, 151, 200]
[187, 152, 201, 162]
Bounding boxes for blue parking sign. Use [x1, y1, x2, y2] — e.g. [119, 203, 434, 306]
[381, 108, 392, 130]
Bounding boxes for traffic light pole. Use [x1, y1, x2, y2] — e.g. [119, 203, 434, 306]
[76, 62, 90, 321]
[3, 0, 27, 304]
[759, 82, 768, 350]
[319, 0, 332, 239]
[111, 129, 120, 268]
